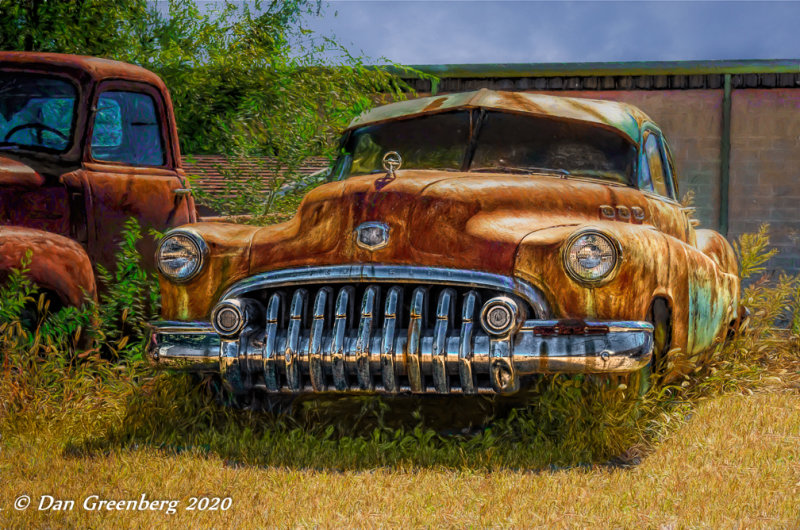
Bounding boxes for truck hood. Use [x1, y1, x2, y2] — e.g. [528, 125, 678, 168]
[248, 170, 629, 276]
[0, 155, 44, 189]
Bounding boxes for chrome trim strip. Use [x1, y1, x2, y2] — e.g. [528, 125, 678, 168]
[263, 293, 282, 391]
[220, 264, 550, 318]
[406, 287, 426, 392]
[285, 289, 307, 391]
[458, 291, 478, 394]
[309, 287, 330, 391]
[432, 288, 454, 393]
[381, 286, 401, 393]
[331, 287, 352, 391]
[355, 286, 378, 390]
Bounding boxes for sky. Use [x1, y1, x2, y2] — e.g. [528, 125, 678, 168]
[296, 1, 800, 65]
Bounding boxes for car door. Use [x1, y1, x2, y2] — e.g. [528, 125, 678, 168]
[81, 80, 195, 271]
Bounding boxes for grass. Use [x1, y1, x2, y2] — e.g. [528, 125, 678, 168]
[1, 222, 799, 526]
[1, 391, 797, 527]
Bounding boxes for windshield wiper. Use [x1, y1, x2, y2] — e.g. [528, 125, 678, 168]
[470, 165, 571, 177]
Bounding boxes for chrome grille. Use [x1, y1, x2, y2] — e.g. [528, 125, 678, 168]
[222, 282, 534, 394]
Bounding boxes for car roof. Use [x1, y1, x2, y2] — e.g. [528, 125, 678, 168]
[346, 89, 650, 143]
[0, 51, 166, 89]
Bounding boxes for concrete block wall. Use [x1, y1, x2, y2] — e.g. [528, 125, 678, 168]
[413, 74, 800, 275]
[730, 89, 800, 274]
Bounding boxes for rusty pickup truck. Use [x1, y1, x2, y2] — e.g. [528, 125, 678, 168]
[0, 52, 196, 309]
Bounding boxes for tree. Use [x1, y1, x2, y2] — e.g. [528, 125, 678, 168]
[0, 0, 430, 217]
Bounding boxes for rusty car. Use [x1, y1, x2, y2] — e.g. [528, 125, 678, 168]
[0, 52, 196, 311]
[148, 89, 742, 396]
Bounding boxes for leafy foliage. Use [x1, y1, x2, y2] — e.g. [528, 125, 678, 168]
[734, 223, 779, 280]
[0, 0, 431, 217]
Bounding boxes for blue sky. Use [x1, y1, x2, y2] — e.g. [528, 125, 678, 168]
[298, 1, 800, 65]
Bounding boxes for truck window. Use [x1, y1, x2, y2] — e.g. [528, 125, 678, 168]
[91, 91, 165, 166]
[0, 75, 76, 152]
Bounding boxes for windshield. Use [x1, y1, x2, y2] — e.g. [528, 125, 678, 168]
[336, 109, 636, 185]
[0, 74, 77, 152]
[338, 111, 471, 176]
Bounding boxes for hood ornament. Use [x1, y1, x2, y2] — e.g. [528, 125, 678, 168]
[355, 221, 390, 251]
[382, 151, 402, 176]
[375, 151, 402, 190]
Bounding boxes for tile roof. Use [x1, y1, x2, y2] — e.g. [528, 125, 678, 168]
[182, 155, 330, 198]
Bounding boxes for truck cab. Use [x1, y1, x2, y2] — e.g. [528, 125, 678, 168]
[0, 52, 196, 306]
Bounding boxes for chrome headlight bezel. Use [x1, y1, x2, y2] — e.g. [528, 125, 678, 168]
[155, 229, 208, 283]
[562, 229, 622, 286]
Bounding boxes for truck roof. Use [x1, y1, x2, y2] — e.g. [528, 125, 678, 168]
[0, 51, 166, 89]
[346, 88, 650, 143]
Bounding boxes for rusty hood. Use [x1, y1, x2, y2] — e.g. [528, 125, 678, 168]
[247, 170, 624, 276]
[0, 155, 44, 189]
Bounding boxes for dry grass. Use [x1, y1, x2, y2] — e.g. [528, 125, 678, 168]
[2, 224, 799, 527]
[0, 390, 797, 528]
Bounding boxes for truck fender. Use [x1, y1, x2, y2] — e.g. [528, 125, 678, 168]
[0, 227, 97, 307]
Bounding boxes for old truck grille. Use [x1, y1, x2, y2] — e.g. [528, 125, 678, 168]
[218, 265, 549, 394]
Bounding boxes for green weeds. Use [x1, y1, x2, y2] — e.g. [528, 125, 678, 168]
[1, 224, 798, 471]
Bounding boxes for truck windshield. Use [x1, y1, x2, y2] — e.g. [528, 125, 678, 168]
[336, 109, 636, 185]
[0, 74, 76, 152]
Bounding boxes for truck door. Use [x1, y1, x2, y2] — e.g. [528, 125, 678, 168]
[82, 81, 195, 271]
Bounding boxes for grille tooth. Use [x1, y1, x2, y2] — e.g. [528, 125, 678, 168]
[459, 290, 479, 394]
[355, 286, 379, 391]
[381, 286, 402, 393]
[285, 288, 307, 391]
[432, 288, 455, 393]
[330, 286, 352, 391]
[309, 287, 331, 391]
[406, 287, 427, 392]
[263, 292, 282, 391]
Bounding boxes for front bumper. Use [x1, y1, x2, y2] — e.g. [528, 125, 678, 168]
[148, 319, 653, 395]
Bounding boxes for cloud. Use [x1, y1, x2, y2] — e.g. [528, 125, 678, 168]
[301, 1, 800, 64]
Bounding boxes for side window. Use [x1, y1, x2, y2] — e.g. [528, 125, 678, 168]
[643, 132, 670, 198]
[91, 91, 165, 166]
[638, 141, 654, 192]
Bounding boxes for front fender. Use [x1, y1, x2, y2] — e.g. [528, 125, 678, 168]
[514, 222, 673, 322]
[0, 227, 97, 307]
[157, 222, 260, 321]
[514, 221, 740, 361]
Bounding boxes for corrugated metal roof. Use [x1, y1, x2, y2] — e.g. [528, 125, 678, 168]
[392, 59, 800, 79]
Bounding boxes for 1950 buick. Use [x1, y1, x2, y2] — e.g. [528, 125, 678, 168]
[147, 89, 742, 396]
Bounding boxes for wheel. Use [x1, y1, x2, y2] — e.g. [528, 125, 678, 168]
[604, 299, 672, 398]
[647, 298, 672, 378]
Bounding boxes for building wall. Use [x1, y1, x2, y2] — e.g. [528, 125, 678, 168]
[422, 81, 799, 275]
[730, 89, 800, 274]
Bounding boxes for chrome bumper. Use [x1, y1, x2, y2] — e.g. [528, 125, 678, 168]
[148, 319, 653, 395]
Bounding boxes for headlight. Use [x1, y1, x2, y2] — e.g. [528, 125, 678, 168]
[156, 230, 207, 282]
[563, 230, 620, 284]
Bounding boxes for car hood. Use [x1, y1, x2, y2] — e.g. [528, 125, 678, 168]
[0, 155, 44, 189]
[246, 170, 631, 276]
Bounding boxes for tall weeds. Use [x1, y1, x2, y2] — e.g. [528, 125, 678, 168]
[1, 223, 797, 470]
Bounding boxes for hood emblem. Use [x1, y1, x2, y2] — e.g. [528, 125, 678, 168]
[356, 222, 390, 251]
